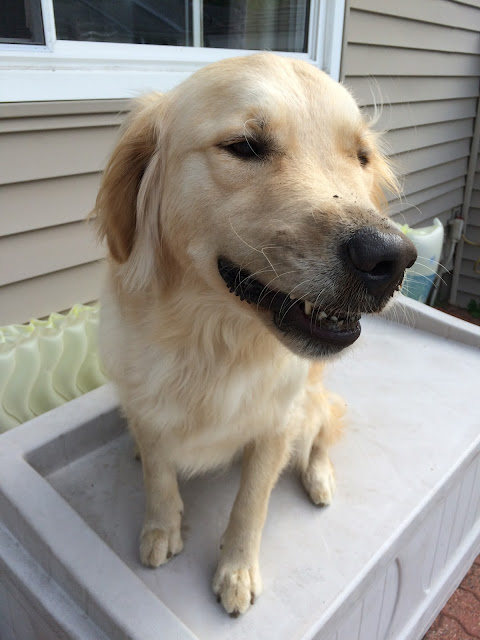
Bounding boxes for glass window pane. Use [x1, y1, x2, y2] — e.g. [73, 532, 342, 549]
[0, 0, 45, 44]
[203, 0, 310, 53]
[51, 0, 309, 52]
[53, 0, 193, 46]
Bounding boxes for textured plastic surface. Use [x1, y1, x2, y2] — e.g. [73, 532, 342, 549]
[0, 297, 479, 640]
[0, 304, 106, 431]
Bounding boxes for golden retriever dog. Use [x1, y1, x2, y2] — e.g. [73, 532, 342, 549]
[94, 53, 416, 617]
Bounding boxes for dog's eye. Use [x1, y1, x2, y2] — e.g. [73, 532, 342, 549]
[225, 139, 264, 159]
[358, 150, 369, 167]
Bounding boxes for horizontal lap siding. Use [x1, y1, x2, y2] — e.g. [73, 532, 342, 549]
[0, 126, 119, 185]
[0, 101, 128, 324]
[0, 174, 102, 236]
[0, 262, 106, 326]
[342, 0, 480, 307]
[461, 158, 480, 307]
[0, 221, 103, 287]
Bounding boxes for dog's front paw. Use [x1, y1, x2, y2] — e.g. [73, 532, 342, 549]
[212, 561, 262, 617]
[140, 524, 183, 567]
[302, 454, 336, 506]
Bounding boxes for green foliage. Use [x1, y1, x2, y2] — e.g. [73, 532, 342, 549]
[467, 299, 480, 319]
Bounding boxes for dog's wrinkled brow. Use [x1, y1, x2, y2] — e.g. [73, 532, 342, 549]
[242, 115, 267, 134]
[219, 116, 268, 145]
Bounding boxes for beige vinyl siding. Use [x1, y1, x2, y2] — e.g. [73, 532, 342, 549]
[0, 221, 103, 287]
[0, 263, 105, 327]
[0, 100, 127, 325]
[347, 77, 479, 105]
[458, 158, 480, 308]
[342, 0, 480, 306]
[0, 174, 102, 236]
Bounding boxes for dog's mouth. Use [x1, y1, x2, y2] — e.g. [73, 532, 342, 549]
[218, 258, 361, 352]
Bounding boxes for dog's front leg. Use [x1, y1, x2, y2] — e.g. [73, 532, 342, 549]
[213, 433, 291, 616]
[138, 439, 184, 568]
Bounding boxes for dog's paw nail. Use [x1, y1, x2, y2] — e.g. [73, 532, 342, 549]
[140, 526, 183, 567]
[212, 563, 261, 616]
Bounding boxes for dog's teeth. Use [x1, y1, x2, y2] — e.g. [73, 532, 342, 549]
[318, 311, 327, 319]
[331, 315, 338, 322]
[289, 294, 296, 300]
[304, 301, 313, 316]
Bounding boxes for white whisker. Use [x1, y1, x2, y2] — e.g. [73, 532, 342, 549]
[228, 219, 280, 276]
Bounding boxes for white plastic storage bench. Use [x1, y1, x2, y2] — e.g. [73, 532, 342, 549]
[0, 297, 479, 640]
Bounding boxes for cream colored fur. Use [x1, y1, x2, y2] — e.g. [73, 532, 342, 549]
[94, 53, 397, 616]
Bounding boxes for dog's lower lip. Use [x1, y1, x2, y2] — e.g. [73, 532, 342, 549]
[217, 257, 361, 348]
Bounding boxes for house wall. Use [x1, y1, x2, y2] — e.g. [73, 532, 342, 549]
[1, 0, 479, 325]
[460, 152, 480, 308]
[341, 0, 480, 307]
[0, 100, 128, 325]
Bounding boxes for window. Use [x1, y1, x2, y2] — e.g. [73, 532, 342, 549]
[52, 1, 310, 52]
[53, 0, 192, 47]
[0, 0, 44, 44]
[0, 0, 345, 102]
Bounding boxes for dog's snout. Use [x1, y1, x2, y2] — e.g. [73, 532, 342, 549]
[345, 227, 417, 299]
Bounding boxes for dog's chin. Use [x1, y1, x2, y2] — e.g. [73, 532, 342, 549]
[217, 257, 363, 360]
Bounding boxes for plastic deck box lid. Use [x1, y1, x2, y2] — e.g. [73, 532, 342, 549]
[0, 296, 479, 640]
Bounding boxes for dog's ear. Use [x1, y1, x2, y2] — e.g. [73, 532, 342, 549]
[93, 93, 165, 289]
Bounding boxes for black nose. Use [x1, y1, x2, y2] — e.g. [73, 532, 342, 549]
[345, 227, 417, 299]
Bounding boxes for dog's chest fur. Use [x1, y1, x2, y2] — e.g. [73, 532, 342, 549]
[100, 280, 310, 474]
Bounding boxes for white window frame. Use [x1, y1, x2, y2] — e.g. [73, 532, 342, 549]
[0, 0, 346, 103]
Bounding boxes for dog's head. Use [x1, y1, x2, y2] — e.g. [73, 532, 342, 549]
[94, 53, 416, 359]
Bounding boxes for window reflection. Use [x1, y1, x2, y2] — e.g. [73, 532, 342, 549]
[51, 0, 310, 53]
